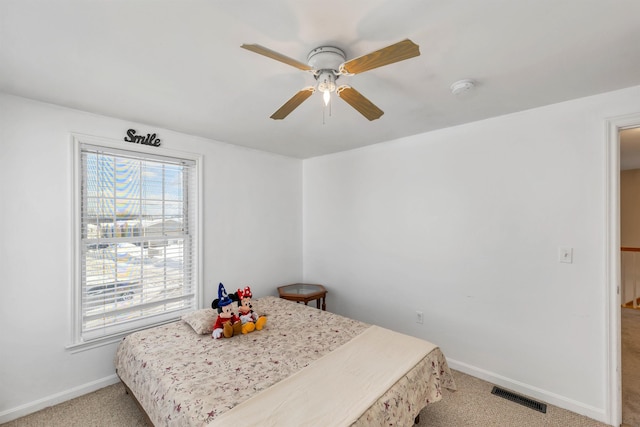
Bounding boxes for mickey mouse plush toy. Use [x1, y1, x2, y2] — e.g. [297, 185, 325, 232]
[211, 283, 242, 339]
[232, 286, 267, 334]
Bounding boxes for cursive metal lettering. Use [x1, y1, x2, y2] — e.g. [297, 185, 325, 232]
[124, 129, 161, 147]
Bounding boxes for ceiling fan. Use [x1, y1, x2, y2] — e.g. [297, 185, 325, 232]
[241, 39, 420, 121]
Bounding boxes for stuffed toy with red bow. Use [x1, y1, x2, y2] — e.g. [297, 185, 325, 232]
[232, 286, 267, 334]
[211, 283, 242, 339]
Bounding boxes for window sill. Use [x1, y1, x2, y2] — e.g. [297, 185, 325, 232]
[66, 334, 127, 354]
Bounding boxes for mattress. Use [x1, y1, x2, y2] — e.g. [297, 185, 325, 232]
[114, 296, 455, 426]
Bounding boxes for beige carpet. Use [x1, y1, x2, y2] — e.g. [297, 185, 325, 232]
[419, 371, 609, 427]
[622, 307, 640, 427]
[2, 370, 614, 427]
[0, 383, 149, 427]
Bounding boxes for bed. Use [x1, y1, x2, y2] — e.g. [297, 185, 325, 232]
[114, 296, 455, 426]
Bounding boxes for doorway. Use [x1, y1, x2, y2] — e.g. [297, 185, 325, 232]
[607, 116, 640, 427]
[619, 126, 640, 426]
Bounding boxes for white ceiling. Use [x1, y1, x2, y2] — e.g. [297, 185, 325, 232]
[3, 1, 640, 159]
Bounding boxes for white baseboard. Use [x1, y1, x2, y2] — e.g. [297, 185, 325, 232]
[446, 358, 609, 425]
[0, 374, 120, 424]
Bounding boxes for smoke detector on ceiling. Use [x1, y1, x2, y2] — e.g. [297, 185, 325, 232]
[450, 79, 475, 95]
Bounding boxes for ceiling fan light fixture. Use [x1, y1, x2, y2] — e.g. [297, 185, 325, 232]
[317, 70, 337, 106]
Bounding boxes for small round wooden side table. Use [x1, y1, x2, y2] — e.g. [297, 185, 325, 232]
[277, 283, 327, 311]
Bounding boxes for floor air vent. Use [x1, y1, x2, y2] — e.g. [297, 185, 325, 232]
[491, 386, 547, 413]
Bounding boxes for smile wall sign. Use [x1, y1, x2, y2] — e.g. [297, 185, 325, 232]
[124, 129, 161, 147]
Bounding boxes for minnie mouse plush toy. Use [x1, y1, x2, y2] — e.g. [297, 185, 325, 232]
[233, 286, 267, 334]
[211, 283, 242, 339]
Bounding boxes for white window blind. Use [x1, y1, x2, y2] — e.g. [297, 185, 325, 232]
[78, 143, 198, 342]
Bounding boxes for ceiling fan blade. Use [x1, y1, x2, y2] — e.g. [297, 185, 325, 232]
[339, 39, 420, 75]
[270, 87, 316, 120]
[241, 44, 313, 71]
[336, 85, 384, 121]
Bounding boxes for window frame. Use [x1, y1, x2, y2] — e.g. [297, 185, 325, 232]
[68, 133, 203, 351]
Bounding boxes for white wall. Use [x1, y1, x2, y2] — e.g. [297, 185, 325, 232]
[303, 85, 640, 423]
[0, 93, 303, 421]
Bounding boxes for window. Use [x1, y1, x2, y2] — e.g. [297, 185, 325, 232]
[71, 137, 201, 346]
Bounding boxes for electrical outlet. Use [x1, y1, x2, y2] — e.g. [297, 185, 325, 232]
[416, 310, 424, 324]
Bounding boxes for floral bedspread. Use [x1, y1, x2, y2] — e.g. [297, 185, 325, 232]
[114, 296, 456, 426]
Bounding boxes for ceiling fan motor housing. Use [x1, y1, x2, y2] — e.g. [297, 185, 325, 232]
[307, 46, 346, 72]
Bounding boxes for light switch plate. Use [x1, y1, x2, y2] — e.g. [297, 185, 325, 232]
[559, 247, 573, 263]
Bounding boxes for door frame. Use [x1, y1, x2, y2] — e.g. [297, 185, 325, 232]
[606, 113, 640, 426]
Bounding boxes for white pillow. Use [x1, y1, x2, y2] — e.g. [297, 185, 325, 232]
[182, 308, 217, 334]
